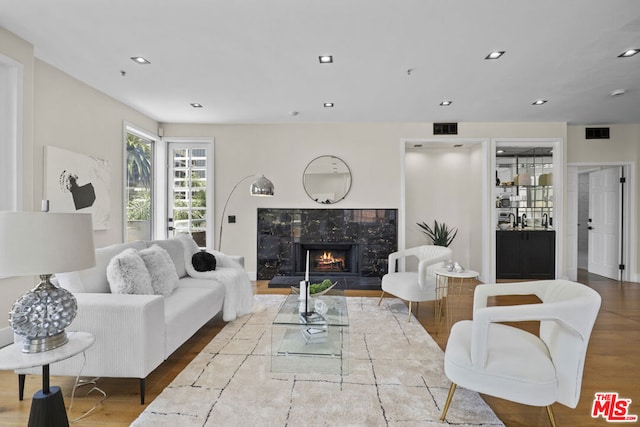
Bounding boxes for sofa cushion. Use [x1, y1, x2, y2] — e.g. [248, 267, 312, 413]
[107, 248, 154, 295]
[148, 238, 187, 278]
[57, 241, 148, 293]
[139, 244, 179, 296]
[163, 286, 224, 356]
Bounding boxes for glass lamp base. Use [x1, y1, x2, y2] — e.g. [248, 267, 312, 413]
[9, 274, 78, 353]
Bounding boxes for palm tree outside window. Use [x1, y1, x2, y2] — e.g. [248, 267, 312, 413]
[126, 132, 153, 241]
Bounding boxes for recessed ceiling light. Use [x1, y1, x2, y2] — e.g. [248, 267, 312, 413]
[485, 51, 505, 60]
[324, 102, 334, 108]
[440, 100, 452, 106]
[130, 56, 151, 64]
[497, 149, 505, 154]
[532, 99, 548, 105]
[618, 49, 639, 58]
[319, 55, 333, 64]
[190, 103, 203, 108]
[610, 89, 626, 97]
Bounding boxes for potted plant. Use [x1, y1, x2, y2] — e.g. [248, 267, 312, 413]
[417, 220, 458, 247]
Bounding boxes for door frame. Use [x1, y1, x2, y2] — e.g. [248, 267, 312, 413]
[492, 138, 564, 282]
[567, 161, 634, 282]
[163, 138, 215, 249]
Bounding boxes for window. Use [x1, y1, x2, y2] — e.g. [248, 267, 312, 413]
[125, 128, 154, 242]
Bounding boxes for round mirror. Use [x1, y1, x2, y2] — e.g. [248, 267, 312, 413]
[303, 155, 352, 204]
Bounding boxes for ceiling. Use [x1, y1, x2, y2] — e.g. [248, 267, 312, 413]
[1, 0, 639, 125]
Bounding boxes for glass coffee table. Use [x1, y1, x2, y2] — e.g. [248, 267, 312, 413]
[271, 290, 349, 375]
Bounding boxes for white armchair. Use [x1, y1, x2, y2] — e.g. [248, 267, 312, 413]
[377, 245, 452, 321]
[440, 279, 601, 426]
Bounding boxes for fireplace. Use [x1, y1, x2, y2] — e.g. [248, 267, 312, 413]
[295, 242, 359, 276]
[257, 208, 398, 290]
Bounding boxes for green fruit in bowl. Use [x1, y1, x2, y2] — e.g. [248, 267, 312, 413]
[309, 279, 334, 294]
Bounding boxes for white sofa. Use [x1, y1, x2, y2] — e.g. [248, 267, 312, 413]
[16, 234, 253, 404]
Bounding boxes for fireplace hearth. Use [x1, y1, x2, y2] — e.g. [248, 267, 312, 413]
[257, 208, 397, 290]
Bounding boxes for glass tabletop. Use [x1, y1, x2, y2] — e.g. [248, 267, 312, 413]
[273, 291, 349, 327]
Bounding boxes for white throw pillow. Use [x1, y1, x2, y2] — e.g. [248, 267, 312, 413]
[139, 244, 179, 296]
[106, 248, 154, 295]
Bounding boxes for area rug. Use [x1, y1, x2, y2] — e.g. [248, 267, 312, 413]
[132, 295, 503, 426]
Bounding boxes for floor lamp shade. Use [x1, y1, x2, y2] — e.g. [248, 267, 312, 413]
[250, 175, 275, 197]
[0, 212, 96, 352]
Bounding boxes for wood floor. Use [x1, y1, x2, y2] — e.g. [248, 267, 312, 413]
[0, 271, 638, 426]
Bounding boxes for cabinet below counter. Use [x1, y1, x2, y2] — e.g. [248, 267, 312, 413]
[496, 230, 555, 279]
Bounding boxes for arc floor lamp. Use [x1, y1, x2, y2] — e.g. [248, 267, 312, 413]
[217, 175, 274, 251]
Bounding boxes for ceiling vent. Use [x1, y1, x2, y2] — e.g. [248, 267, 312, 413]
[585, 127, 610, 139]
[433, 123, 458, 135]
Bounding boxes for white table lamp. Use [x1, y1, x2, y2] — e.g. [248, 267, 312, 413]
[0, 211, 96, 353]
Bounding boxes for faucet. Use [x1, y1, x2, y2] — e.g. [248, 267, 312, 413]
[508, 213, 516, 228]
[542, 213, 549, 229]
[521, 213, 527, 228]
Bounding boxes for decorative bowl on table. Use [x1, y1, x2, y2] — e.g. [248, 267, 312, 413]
[291, 279, 338, 296]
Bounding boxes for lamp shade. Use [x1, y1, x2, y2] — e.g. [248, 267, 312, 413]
[0, 212, 96, 276]
[250, 175, 275, 197]
[1, 211, 96, 352]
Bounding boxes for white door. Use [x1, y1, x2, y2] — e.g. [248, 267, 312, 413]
[588, 167, 621, 279]
[167, 143, 213, 249]
[566, 167, 578, 281]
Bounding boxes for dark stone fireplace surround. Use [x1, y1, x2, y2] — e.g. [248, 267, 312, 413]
[257, 208, 398, 290]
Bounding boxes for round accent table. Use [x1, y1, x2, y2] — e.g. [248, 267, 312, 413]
[434, 269, 480, 330]
[0, 331, 94, 427]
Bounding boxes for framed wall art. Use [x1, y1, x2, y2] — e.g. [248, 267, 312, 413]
[44, 146, 111, 230]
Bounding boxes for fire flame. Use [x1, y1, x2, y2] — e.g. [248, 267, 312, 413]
[315, 251, 344, 270]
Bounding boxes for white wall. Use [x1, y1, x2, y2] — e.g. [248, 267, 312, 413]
[163, 123, 569, 278]
[161, 122, 411, 271]
[33, 60, 158, 248]
[405, 147, 478, 271]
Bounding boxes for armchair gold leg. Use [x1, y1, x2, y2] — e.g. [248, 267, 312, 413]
[546, 405, 557, 427]
[440, 383, 457, 421]
[377, 291, 385, 306]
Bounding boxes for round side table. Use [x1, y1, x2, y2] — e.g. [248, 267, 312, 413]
[435, 268, 480, 296]
[0, 331, 94, 427]
[434, 269, 480, 330]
